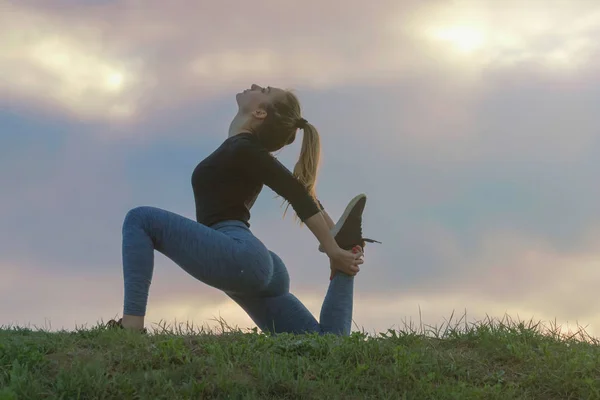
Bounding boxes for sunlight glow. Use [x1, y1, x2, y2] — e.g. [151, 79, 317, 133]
[0, 3, 142, 120]
[105, 72, 124, 92]
[407, 1, 599, 72]
[431, 26, 486, 53]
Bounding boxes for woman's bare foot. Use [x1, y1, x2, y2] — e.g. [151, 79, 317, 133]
[122, 314, 145, 330]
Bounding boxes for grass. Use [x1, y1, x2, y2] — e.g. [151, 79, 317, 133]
[1, 311, 599, 400]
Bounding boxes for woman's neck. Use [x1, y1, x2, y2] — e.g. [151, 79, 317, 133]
[228, 112, 253, 138]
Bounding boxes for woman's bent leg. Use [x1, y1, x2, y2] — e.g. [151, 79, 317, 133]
[228, 292, 321, 334]
[226, 250, 320, 334]
[318, 273, 354, 335]
[122, 206, 272, 317]
[227, 251, 355, 336]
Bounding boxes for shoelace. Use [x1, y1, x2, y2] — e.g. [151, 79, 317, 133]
[352, 217, 381, 245]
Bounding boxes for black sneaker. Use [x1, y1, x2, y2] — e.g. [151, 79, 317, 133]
[319, 193, 381, 252]
[105, 318, 147, 334]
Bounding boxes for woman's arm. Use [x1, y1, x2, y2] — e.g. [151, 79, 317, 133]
[233, 136, 362, 274]
[304, 212, 338, 255]
[315, 198, 335, 230]
[235, 136, 322, 221]
[320, 209, 335, 230]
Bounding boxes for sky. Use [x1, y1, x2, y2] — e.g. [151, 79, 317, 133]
[2, 0, 600, 339]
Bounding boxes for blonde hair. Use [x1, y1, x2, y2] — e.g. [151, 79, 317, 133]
[255, 90, 321, 222]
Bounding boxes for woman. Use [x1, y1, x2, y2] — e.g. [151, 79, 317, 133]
[107, 84, 377, 335]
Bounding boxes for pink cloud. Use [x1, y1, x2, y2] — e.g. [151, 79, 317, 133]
[5, 0, 599, 121]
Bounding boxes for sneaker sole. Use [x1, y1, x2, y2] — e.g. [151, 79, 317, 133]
[318, 193, 367, 253]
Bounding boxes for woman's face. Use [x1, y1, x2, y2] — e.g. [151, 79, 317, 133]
[236, 84, 284, 113]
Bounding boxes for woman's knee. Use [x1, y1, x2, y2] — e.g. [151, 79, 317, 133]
[123, 206, 154, 229]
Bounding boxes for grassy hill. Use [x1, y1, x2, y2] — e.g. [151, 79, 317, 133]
[1, 313, 599, 399]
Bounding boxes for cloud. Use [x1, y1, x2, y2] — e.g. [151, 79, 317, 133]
[352, 292, 600, 340]
[404, 0, 600, 71]
[349, 223, 600, 338]
[0, 259, 246, 331]
[4, 0, 599, 122]
[0, 2, 150, 120]
[0, 0, 411, 120]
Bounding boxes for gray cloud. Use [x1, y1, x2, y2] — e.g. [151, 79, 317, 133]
[5, 0, 599, 121]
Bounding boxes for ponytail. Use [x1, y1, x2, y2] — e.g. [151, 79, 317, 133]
[293, 123, 320, 200]
[281, 122, 321, 223]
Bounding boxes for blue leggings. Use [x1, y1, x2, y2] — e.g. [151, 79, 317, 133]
[122, 206, 354, 335]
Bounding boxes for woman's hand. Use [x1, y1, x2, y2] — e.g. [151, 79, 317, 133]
[302, 212, 364, 279]
[327, 246, 363, 278]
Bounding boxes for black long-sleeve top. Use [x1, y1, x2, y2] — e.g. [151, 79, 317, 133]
[192, 132, 323, 227]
